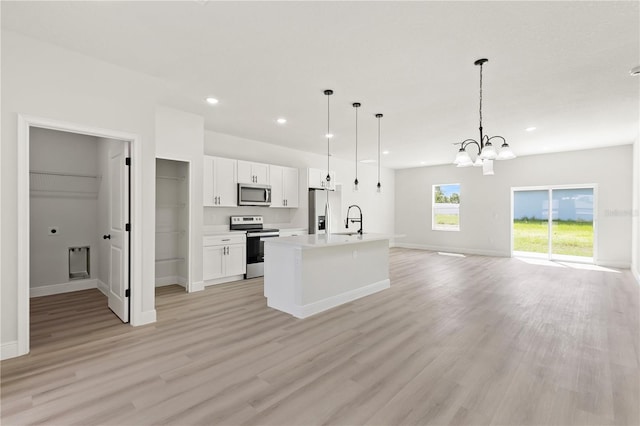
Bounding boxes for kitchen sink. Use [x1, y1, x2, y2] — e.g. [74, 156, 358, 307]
[331, 232, 365, 236]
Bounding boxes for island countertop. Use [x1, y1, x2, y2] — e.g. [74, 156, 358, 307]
[264, 233, 397, 249]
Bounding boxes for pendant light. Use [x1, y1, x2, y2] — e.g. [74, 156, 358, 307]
[375, 113, 383, 193]
[352, 102, 361, 192]
[452, 58, 516, 175]
[324, 89, 333, 234]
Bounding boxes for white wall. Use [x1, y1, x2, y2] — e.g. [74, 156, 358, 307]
[1, 30, 165, 353]
[632, 137, 639, 282]
[204, 131, 395, 235]
[29, 128, 99, 288]
[155, 106, 204, 291]
[395, 145, 634, 267]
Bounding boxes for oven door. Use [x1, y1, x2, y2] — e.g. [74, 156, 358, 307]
[246, 231, 279, 278]
[238, 184, 272, 206]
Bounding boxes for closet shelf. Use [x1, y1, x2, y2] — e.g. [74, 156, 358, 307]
[155, 257, 185, 264]
[156, 203, 186, 208]
[30, 170, 101, 198]
[156, 175, 185, 181]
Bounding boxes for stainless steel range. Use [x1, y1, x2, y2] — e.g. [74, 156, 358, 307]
[230, 216, 279, 279]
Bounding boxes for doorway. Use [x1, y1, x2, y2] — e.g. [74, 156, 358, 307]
[16, 115, 143, 357]
[155, 158, 190, 291]
[512, 185, 596, 263]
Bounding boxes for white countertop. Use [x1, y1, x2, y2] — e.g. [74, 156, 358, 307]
[264, 233, 396, 249]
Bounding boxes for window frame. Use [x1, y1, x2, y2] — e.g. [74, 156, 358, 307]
[432, 183, 461, 232]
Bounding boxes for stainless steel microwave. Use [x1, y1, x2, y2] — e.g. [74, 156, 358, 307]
[238, 183, 272, 206]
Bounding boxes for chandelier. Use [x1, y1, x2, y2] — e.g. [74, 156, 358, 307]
[453, 58, 515, 175]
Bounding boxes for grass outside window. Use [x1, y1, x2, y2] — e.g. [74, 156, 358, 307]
[513, 219, 593, 257]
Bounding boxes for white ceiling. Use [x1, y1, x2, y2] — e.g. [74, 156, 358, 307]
[2, 1, 639, 169]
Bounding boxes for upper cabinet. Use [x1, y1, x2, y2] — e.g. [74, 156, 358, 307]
[237, 160, 270, 185]
[270, 165, 299, 208]
[308, 167, 336, 190]
[203, 156, 237, 207]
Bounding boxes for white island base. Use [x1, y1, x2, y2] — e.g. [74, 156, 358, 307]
[264, 234, 391, 319]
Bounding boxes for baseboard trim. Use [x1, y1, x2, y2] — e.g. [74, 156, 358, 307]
[595, 260, 631, 269]
[30, 278, 98, 298]
[155, 276, 187, 287]
[268, 278, 390, 319]
[204, 275, 245, 287]
[97, 279, 108, 296]
[190, 281, 205, 292]
[394, 243, 508, 258]
[1, 341, 19, 360]
[632, 265, 640, 285]
[132, 309, 156, 326]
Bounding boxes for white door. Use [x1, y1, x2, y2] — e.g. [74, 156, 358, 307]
[225, 244, 247, 276]
[215, 157, 237, 206]
[107, 143, 129, 322]
[203, 245, 225, 280]
[270, 165, 284, 207]
[283, 167, 299, 207]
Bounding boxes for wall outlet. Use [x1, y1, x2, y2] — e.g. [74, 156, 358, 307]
[48, 226, 59, 236]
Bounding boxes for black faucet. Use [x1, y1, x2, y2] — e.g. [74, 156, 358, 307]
[345, 205, 363, 235]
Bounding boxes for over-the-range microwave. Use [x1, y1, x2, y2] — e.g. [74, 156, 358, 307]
[238, 183, 272, 206]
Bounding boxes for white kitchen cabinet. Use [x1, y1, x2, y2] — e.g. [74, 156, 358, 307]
[308, 167, 336, 190]
[237, 160, 270, 185]
[269, 165, 299, 208]
[203, 233, 246, 285]
[203, 156, 237, 207]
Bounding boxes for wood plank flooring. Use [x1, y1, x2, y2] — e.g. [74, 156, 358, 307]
[1, 248, 638, 425]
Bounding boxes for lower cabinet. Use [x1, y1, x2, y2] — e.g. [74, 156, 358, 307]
[203, 234, 246, 284]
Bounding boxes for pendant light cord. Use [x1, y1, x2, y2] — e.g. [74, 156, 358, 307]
[479, 62, 483, 130]
[355, 106, 358, 180]
[326, 92, 331, 182]
[377, 115, 381, 183]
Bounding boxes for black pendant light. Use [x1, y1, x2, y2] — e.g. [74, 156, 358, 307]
[352, 102, 361, 192]
[375, 113, 383, 193]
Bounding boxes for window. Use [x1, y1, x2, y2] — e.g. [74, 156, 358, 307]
[432, 183, 460, 231]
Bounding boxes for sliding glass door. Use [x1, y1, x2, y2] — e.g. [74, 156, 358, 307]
[512, 186, 595, 262]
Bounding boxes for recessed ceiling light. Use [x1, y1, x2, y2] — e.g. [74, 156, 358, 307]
[630, 65, 640, 76]
[525, 127, 536, 132]
[277, 118, 287, 124]
[360, 159, 376, 164]
[420, 161, 426, 165]
[382, 150, 390, 155]
[205, 97, 219, 105]
[325, 133, 334, 138]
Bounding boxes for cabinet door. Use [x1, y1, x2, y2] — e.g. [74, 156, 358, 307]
[283, 166, 299, 208]
[203, 156, 215, 207]
[214, 157, 237, 207]
[203, 245, 225, 281]
[236, 160, 253, 184]
[269, 165, 284, 208]
[225, 244, 246, 277]
[253, 163, 270, 185]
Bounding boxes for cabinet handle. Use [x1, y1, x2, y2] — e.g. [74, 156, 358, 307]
[218, 196, 221, 204]
[222, 239, 230, 241]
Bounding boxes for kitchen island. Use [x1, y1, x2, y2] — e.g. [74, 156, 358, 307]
[264, 233, 393, 318]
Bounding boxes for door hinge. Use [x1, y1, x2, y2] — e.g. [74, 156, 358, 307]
[125, 157, 131, 166]
[125, 289, 130, 298]
[125, 223, 131, 232]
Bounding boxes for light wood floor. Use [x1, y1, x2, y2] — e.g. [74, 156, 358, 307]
[2, 248, 639, 425]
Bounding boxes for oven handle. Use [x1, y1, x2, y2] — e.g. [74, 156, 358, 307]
[246, 231, 279, 238]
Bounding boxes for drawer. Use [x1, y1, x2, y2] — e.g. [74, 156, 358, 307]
[204, 233, 246, 246]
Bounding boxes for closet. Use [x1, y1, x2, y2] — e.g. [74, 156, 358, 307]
[155, 159, 189, 288]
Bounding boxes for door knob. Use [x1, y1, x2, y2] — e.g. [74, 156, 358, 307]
[103, 234, 111, 240]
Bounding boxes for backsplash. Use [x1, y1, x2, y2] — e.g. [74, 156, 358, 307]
[204, 206, 293, 227]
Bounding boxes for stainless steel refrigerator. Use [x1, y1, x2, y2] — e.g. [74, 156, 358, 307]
[308, 188, 341, 234]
